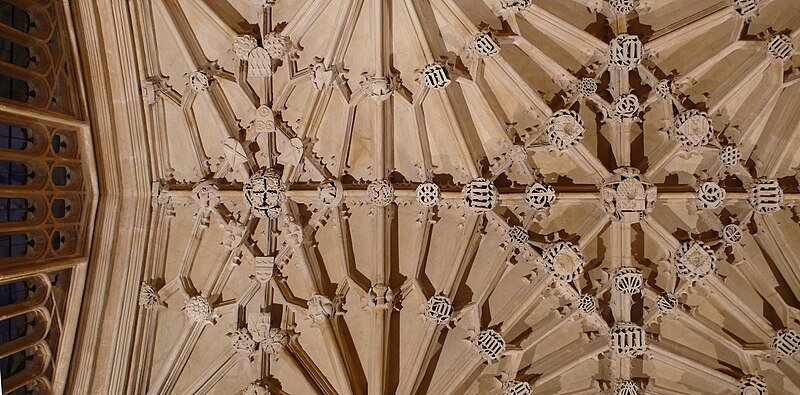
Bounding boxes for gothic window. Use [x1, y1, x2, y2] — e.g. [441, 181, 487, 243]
[51, 166, 69, 186]
[0, 280, 32, 307]
[0, 233, 30, 258]
[50, 230, 64, 251]
[0, 161, 32, 185]
[0, 348, 30, 383]
[0, 37, 33, 68]
[0, 75, 33, 102]
[51, 198, 68, 219]
[0, 124, 29, 150]
[51, 133, 66, 154]
[0, 197, 32, 222]
[0, 2, 33, 33]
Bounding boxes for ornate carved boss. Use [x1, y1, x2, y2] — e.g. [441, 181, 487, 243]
[230, 329, 257, 355]
[613, 380, 639, 395]
[673, 110, 714, 148]
[540, 242, 584, 282]
[244, 168, 285, 219]
[424, 295, 454, 324]
[610, 94, 640, 119]
[367, 179, 395, 206]
[184, 296, 219, 325]
[545, 109, 586, 151]
[722, 224, 743, 245]
[502, 380, 532, 395]
[307, 294, 335, 325]
[738, 375, 767, 395]
[610, 0, 635, 14]
[610, 322, 647, 357]
[318, 179, 343, 207]
[748, 178, 783, 214]
[732, 0, 758, 17]
[525, 181, 556, 210]
[695, 181, 726, 210]
[608, 34, 643, 70]
[576, 78, 598, 96]
[600, 168, 657, 223]
[367, 284, 395, 310]
[578, 293, 597, 315]
[656, 79, 672, 99]
[498, 0, 533, 14]
[614, 267, 643, 295]
[361, 74, 398, 102]
[464, 178, 498, 212]
[473, 329, 506, 362]
[719, 145, 742, 166]
[771, 328, 800, 358]
[657, 293, 678, 314]
[767, 35, 793, 61]
[672, 240, 716, 280]
[188, 70, 211, 92]
[507, 226, 529, 247]
[138, 282, 161, 309]
[467, 31, 500, 58]
[416, 182, 441, 207]
[421, 62, 451, 89]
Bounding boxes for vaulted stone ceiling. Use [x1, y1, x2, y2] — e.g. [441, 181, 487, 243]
[132, 0, 800, 394]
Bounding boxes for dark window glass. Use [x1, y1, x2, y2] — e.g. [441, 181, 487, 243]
[51, 198, 67, 219]
[50, 230, 63, 250]
[0, 348, 30, 379]
[0, 125, 29, 150]
[51, 134, 66, 153]
[0, 233, 29, 258]
[0, 37, 32, 68]
[0, 281, 31, 307]
[0, 161, 31, 185]
[0, 314, 29, 343]
[51, 166, 68, 186]
[0, 74, 33, 102]
[0, 198, 32, 222]
[0, 2, 33, 33]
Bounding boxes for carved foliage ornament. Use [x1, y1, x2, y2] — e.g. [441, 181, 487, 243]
[193, 180, 220, 211]
[525, 181, 556, 210]
[600, 168, 657, 223]
[424, 295, 454, 324]
[368, 179, 395, 206]
[610, 322, 647, 357]
[674, 110, 714, 148]
[421, 63, 451, 89]
[614, 380, 639, 395]
[184, 296, 218, 325]
[416, 182, 441, 207]
[502, 380, 532, 395]
[767, 34, 793, 61]
[614, 267, 643, 295]
[498, 0, 533, 14]
[474, 329, 506, 362]
[318, 179, 344, 207]
[656, 79, 672, 99]
[696, 181, 726, 210]
[233, 35, 258, 60]
[610, 0, 635, 13]
[673, 240, 716, 280]
[748, 178, 783, 214]
[545, 110, 586, 151]
[464, 178, 498, 212]
[138, 282, 161, 309]
[244, 168, 285, 219]
[230, 329, 257, 355]
[608, 35, 643, 70]
[541, 242, 584, 282]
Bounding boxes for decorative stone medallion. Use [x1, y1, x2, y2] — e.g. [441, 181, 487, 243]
[421, 63, 451, 89]
[416, 182, 441, 207]
[610, 322, 647, 357]
[467, 31, 500, 58]
[656, 79, 673, 99]
[608, 35, 644, 70]
[611, 94, 640, 119]
[188, 70, 211, 92]
[473, 329, 506, 362]
[498, 0, 533, 14]
[577, 78, 598, 96]
[463, 178, 498, 212]
[657, 293, 678, 313]
[767, 34, 793, 61]
[545, 110, 586, 151]
[367, 179, 395, 206]
[526, 181, 556, 210]
[184, 296, 218, 325]
[738, 375, 767, 395]
[318, 179, 344, 207]
[770, 328, 800, 358]
[362, 74, 398, 102]
[244, 168, 285, 219]
[243, 381, 270, 395]
[600, 168, 657, 223]
[722, 224, 743, 245]
[719, 145, 742, 166]
[732, 0, 758, 17]
[230, 329, 257, 355]
[541, 242, 584, 282]
[138, 282, 160, 309]
[614, 267, 643, 295]
[673, 240, 717, 280]
[614, 380, 639, 395]
[233, 35, 258, 60]
[424, 295, 454, 324]
[502, 380, 532, 395]
[578, 293, 597, 315]
[507, 226, 530, 247]
[748, 178, 783, 214]
[610, 0, 635, 13]
[695, 181, 726, 210]
[674, 110, 714, 148]
[307, 294, 335, 325]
